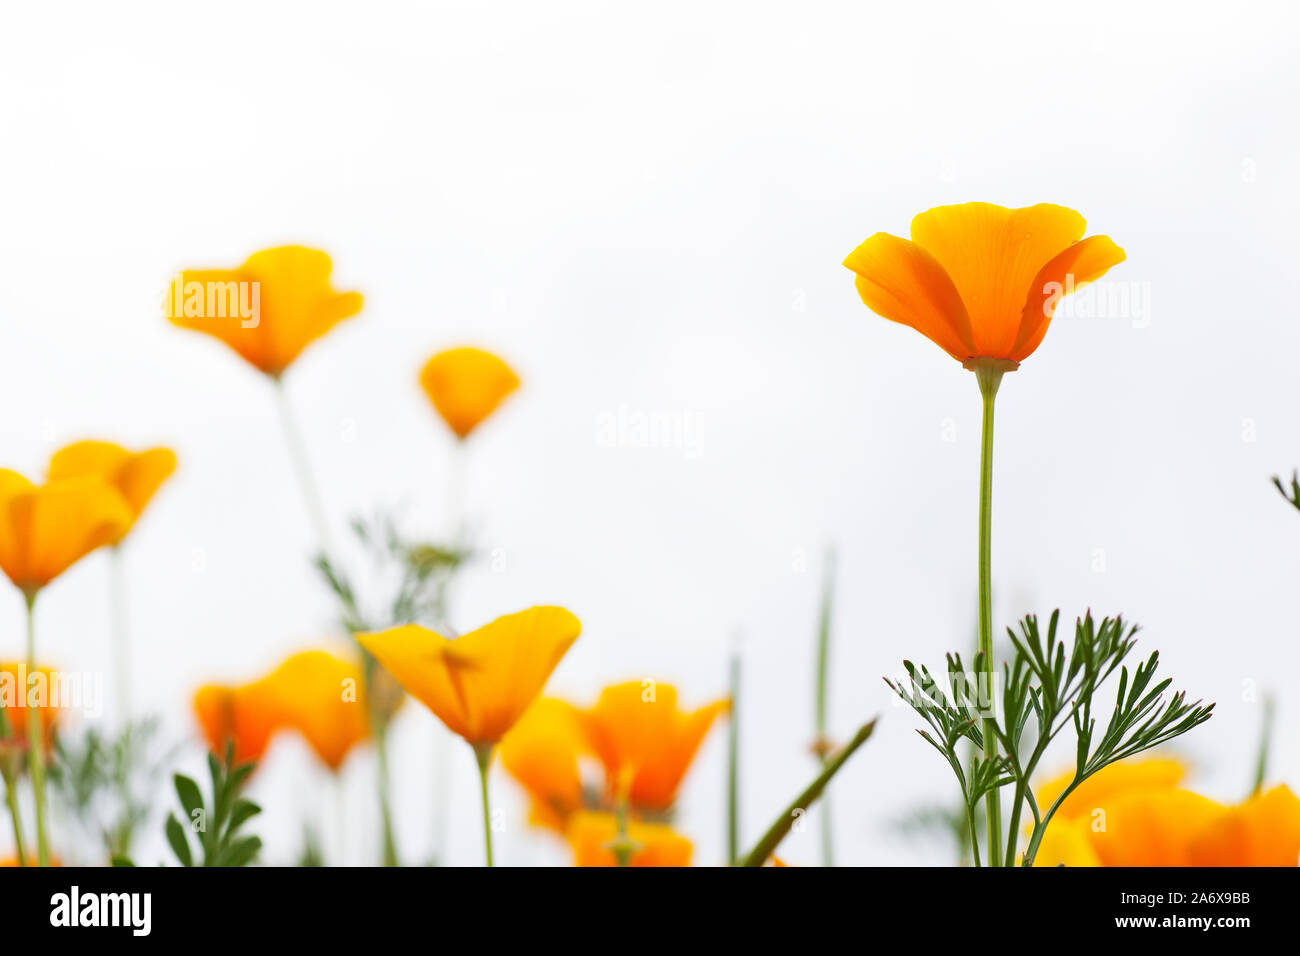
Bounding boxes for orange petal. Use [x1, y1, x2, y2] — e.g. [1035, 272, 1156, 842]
[1189, 785, 1300, 866]
[565, 811, 692, 867]
[193, 681, 281, 766]
[262, 650, 370, 772]
[1086, 788, 1226, 866]
[910, 203, 1086, 358]
[1013, 235, 1127, 360]
[1031, 817, 1102, 867]
[499, 697, 587, 830]
[357, 607, 580, 745]
[1036, 757, 1187, 823]
[0, 661, 62, 755]
[48, 441, 177, 535]
[843, 233, 973, 362]
[418, 347, 520, 440]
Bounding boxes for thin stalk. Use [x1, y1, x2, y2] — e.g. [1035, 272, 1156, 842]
[814, 547, 836, 867]
[974, 364, 1004, 866]
[273, 377, 332, 552]
[375, 721, 399, 866]
[613, 797, 633, 867]
[1250, 694, 1275, 797]
[24, 591, 50, 867]
[737, 718, 876, 867]
[3, 773, 24, 867]
[109, 545, 131, 721]
[474, 744, 494, 867]
[726, 640, 741, 864]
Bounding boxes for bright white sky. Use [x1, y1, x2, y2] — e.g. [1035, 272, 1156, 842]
[1, 0, 1298, 866]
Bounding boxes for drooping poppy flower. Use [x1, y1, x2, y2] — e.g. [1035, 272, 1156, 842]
[262, 650, 370, 772]
[193, 681, 281, 766]
[46, 441, 176, 543]
[843, 203, 1125, 369]
[357, 606, 581, 746]
[0, 661, 61, 757]
[576, 681, 728, 812]
[499, 697, 589, 830]
[0, 472, 133, 594]
[166, 246, 363, 378]
[566, 811, 692, 867]
[419, 347, 520, 440]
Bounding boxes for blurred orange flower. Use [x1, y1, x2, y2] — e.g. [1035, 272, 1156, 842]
[193, 681, 281, 766]
[358, 606, 580, 746]
[166, 245, 363, 378]
[47, 441, 176, 543]
[566, 811, 692, 867]
[419, 347, 520, 440]
[843, 202, 1125, 368]
[0, 471, 133, 593]
[577, 681, 728, 812]
[0, 661, 61, 756]
[263, 650, 370, 772]
[499, 697, 588, 830]
[1032, 759, 1300, 867]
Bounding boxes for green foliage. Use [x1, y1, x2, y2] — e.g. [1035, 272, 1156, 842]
[163, 743, 262, 867]
[886, 610, 1214, 866]
[1272, 471, 1300, 513]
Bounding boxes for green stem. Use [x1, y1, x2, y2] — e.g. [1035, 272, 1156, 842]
[3, 771, 24, 867]
[273, 377, 332, 553]
[815, 547, 836, 867]
[613, 797, 633, 867]
[24, 591, 50, 867]
[109, 545, 131, 722]
[737, 718, 876, 867]
[474, 744, 494, 867]
[726, 641, 741, 864]
[974, 363, 1004, 867]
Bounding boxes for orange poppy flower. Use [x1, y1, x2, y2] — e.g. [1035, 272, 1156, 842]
[499, 697, 589, 830]
[576, 681, 728, 812]
[566, 810, 692, 867]
[1190, 785, 1300, 866]
[166, 246, 363, 378]
[419, 347, 520, 440]
[357, 606, 581, 746]
[193, 681, 281, 766]
[843, 203, 1125, 368]
[0, 661, 61, 756]
[0, 471, 133, 593]
[263, 650, 370, 772]
[46, 441, 176, 543]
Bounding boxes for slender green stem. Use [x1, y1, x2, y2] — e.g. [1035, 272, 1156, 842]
[109, 545, 131, 722]
[474, 744, 494, 867]
[737, 719, 876, 867]
[726, 641, 741, 864]
[1250, 694, 1275, 797]
[815, 547, 836, 867]
[2, 772, 24, 867]
[24, 591, 50, 867]
[375, 722, 399, 867]
[273, 377, 332, 552]
[974, 363, 1004, 867]
[613, 797, 633, 867]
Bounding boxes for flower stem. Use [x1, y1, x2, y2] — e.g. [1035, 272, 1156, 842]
[2, 772, 24, 867]
[815, 547, 836, 867]
[974, 363, 1004, 867]
[109, 544, 130, 722]
[726, 640, 741, 864]
[474, 744, 494, 867]
[24, 590, 50, 867]
[273, 377, 332, 553]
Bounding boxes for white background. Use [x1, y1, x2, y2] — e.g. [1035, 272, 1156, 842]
[1, 0, 1297, 866]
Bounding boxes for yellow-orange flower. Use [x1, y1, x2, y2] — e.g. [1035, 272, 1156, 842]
[577, 681, 728, 812]
[263, 650, 370, 772]
[0, 661, 61, 756]
[47, 441, 176, 543]
[357, 606, 581, 746]
[166, 245, 363, 378]
[844, 203, 1125, 368]
[0, 471, 133, 593]
[1189, 785, 1300, 866]
[565, 810, 692, 867]
[419, 347, 520, 440]
[193, 681, 281, 766]
[499, 697, 588, 830]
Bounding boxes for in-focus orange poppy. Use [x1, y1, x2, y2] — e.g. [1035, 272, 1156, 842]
[0, 472, 133, 594]
[47, 441, 176, 543]
[577, 681, 728, 812]
[0, 661, 61, 756]
[357, 606, 580, 746]
[566, 810, 693, 867]
[263, 650, 370, 772]
[419, 347, 520, 440]
[193, 681, 281, 766]
[499, 697, 589, 830]
[843, 203, 1125, 369]
[166, 246, 363, 378]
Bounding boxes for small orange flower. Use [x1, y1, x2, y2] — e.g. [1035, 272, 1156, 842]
[0, 661, 61, 756]
[166, 246, 363, 378]
[419, 347, 520, 440]
[1189, 785, 1300, 866]
[844, 203, 1125, 369]
[47, 441, 176, 543]
[499, 697, 589, 830]
[566, 811, 692, 867]
[577, 681, 728, 812]
[0, 471, 133, 593]
[357, 606, 581, 746]
[262, 650, 370, 772]
[193, 681, 281, 766]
